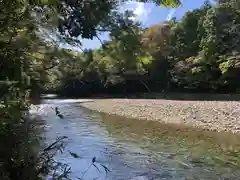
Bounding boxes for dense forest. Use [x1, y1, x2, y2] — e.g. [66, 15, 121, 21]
[1, 0, 240, 179]
[41, 0, 240, 97]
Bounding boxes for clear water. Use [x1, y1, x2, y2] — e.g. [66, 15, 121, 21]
[36, 98, 240, 180]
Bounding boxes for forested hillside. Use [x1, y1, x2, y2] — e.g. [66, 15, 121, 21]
[43, 0, 240, 97]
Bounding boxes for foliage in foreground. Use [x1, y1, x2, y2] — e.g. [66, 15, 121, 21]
[38, 136, 110, 180]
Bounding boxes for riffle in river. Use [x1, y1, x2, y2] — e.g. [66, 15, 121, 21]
[34, 98, 240, 180]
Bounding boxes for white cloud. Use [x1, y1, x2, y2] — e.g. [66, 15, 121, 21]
[123, 1, 151, 23]
[133, 3, 149, 22]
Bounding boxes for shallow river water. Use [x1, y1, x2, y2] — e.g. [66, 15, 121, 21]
[34, 98, 240, 180]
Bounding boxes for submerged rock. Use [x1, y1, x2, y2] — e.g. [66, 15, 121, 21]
[131, 176, 151, 180]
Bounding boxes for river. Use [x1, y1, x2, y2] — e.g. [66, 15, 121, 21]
[33, 97, 240, 180]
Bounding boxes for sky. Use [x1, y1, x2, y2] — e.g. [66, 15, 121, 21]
[61, 0, 215, 51]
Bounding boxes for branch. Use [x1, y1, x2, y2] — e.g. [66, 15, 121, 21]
[96, 28, 109, 32]
[44, 63, 58, 71]
[96, 35, 104, 46]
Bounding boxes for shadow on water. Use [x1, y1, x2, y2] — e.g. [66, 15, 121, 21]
[41, 92, 240, 101]
[39, 98, 240, 180]
[88, 110, 240, 179]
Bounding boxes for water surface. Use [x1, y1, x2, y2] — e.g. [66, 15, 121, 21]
[35, 98, 240, 180]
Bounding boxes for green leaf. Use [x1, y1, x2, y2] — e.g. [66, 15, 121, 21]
[100, 164, 111, 174]
[92, 156, 96, 163]
[93, 163, 100, 173]
[219, 61, 229, 74]
[69, 151, 80, 158]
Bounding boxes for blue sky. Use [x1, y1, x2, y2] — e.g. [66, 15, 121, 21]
[62, 0, 214, 51]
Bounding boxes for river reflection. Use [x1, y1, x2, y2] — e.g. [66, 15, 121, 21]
[40, 99, 240, 180]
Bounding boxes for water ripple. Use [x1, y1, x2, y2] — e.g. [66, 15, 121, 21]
[36, 98, 240, 180]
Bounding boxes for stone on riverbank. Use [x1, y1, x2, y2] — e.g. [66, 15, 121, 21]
[80, 99, 240, 134]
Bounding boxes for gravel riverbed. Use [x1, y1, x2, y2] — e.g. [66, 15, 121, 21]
[80, 99, 240, 134]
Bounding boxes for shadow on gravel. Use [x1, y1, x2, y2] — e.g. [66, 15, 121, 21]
[87, 93, 240, 102]
[42, 93, 240, 102]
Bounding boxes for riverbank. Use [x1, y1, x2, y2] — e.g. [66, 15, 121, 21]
[80, 99, 240, 134]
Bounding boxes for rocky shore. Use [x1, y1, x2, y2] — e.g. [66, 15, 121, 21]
[80, 99, 240, 134]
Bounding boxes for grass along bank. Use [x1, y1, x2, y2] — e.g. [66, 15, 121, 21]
[79, 98, 240, 134]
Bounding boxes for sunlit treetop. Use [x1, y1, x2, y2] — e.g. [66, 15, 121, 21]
[29, 0, 181, 42]
[138, 0, 181, 7]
